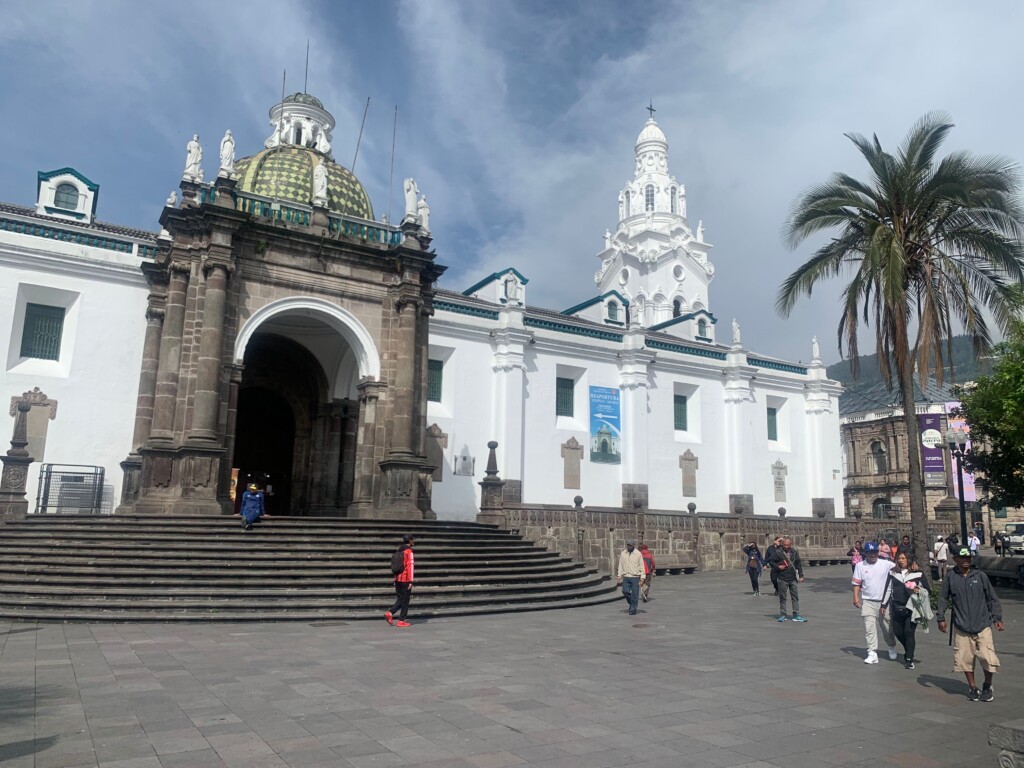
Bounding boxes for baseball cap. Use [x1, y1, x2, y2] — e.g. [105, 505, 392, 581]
[626, 539, 636, 547]
[862, 542, 879, 553]
[936, 535, 943, 541]
[955, 546, 972, 557]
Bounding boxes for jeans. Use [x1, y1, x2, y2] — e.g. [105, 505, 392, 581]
[747, 568, 760, 593]
[621, 577, 640, 614]
[769, 569, 780, 594]
[891, 609, 917, 661]
[778, 580, 799, 615]
[390, 582, 411, 620]
[860, 599, 894, 651]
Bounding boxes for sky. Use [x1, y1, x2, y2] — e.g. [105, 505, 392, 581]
[2, 0, 1024, 366]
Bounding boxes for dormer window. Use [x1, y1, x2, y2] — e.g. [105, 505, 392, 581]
[670, 187, 678, 214]
[608, 301, 619, 321]
[644, 184, 655, 212]
[54, 184, 79, 211]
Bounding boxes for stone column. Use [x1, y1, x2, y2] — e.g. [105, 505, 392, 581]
[150, 261, 191, 442]
[723, 346, 757, 515]
[490, 309, 529, 502]
[619, 331, 653, 511]
[189, 260, 229, 442]
[118, 306, 162, 513]
[349, 379, 386, 516]
[322, 403, 344, 512]
[388, 294, 419, 456]
[0, 400, 33, 520]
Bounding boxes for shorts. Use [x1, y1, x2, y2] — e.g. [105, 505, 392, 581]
[952, 626, 1000, 673]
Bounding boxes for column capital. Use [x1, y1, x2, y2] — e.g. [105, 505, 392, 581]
[357, 378, 387, 402]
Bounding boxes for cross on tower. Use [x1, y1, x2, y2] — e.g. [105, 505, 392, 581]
[646, 101, 656, 118]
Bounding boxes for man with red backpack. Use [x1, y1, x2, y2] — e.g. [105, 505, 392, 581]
[385, 534, 414, 627]
[639, 543, 656, 602]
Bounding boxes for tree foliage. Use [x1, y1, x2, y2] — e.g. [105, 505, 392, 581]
[778, 112, 1024, 556]
[953, 320, 1024, 508]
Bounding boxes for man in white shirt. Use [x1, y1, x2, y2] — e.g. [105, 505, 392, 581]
[968, 532, 981, 557]
[932, 536, 950, 582]
[616, 540, 645, 616]
[852, 541, 897, 664]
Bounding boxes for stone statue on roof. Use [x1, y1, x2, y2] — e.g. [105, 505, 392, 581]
[417, 195, 431, 233]
[218, 130, 235, 178]
[732, 318, 741, 346]
[812, 336, 820, 361]
[184, 134, 203, 181]
[403, 178, 419, 222]
[312, 160, 329, 206]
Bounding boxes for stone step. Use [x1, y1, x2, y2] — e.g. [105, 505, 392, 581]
[1, 524, 519, 542]
[13, 514, 499, 531]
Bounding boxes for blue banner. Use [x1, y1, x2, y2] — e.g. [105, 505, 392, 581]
[589, 386, 621, 465]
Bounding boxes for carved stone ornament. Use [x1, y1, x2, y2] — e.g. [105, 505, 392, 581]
[10, 388, 57, 420]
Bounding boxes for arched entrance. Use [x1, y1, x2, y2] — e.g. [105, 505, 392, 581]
[235, 387, 295, 514]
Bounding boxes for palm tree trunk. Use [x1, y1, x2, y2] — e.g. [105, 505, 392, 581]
[896, 348, 929, 559]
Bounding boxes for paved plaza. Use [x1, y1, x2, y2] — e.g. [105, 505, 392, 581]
[2, 566, 1021, 768]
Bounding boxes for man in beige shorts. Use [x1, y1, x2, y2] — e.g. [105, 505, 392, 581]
[936, 546, 1005, 702]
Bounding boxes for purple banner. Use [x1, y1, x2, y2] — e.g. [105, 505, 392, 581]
[918, 413, 946, 487]
[945, 403, 976, 501]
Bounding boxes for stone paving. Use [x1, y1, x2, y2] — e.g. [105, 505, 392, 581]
[1, 565, 1021, 768]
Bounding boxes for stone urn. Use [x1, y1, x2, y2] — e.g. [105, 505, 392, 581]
[777, 507, 787, 518]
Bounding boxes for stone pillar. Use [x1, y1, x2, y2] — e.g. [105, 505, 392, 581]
[477, 441, 507, 527]
[322, 402, 344, 511]
[131, 306, 165, 450]
[619, 331, 653, 513]
[0, 400, 33, 519]
[389, 294, 419, 456]
[150, 261, 190, 442]
[348, 379, 386, 517]
[189, 261, 229, 442]
[723, 346, 757, 515]
[218, 364, 244, 512]
[338, 402, 357, 507]
[490, 309, 529, 501]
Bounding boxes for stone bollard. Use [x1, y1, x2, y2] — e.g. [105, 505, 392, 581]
[988, 720, 1024, 766]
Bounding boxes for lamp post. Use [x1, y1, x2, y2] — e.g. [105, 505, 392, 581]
[946, 427, 970, 545]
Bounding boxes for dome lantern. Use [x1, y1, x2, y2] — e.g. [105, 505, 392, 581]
[266, 92, 336, 159]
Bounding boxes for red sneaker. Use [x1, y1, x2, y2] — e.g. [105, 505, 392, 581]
[384, 611, 393, 625]
[394, 620, 411, 627]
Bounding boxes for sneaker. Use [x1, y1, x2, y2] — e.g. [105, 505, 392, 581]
[628, 610, 637, 615]
[384, 611, 393, 625]
[967, 687, 981, 702]
[904, 660, 915, 669]
[791, 615, 807, 623]
[980, 686, 994, 702]
[887, 647, 898, 661]
[754, 591, 760, 596]
[394, 620, 411, 628]
[864, 651, 879, 664]
[777, 615, 788, 622]
[244, 522, 253, 530]
[641, 593, 648, 603]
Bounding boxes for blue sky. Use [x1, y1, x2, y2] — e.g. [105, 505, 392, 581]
[3, 0, 1024, 365]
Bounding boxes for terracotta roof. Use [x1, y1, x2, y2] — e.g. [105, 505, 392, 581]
[0, 201, 158, 242]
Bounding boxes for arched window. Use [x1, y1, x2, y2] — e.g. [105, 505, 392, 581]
[54, 183, 79, 211]
[623, 190, 631, 218]
[607, 301, 618, 321]
[670, 187, 678, 214]
[697, 319, 707, 338]
[672, 299, 682, 318]
[872, 498, 889, 519]
[870, 441, 888, 475]
[644, 184, 655, 212]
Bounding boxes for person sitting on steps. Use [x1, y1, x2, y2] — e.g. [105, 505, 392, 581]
[238, 482, 270, 530]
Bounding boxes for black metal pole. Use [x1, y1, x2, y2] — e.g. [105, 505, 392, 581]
[954, 451, 969, 545]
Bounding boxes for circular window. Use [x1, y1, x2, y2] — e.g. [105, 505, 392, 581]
[619, 268, 630, 286]
[672, 264, 685, 282]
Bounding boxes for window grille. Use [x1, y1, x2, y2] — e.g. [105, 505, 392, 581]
[20, 303, 65, 361]
[427, 359, 443, 402]
[556, 377, 574, 417]
[767, 407, 778, 441]
[54, 183, 79, 210]
[645, 185, 655, 212]
[674, 394, 688, 431]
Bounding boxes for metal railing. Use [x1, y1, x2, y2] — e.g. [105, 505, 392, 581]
[34, 464, 105, 514]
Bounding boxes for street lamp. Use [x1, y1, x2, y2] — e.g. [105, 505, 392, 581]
[946, 427, 970, 545]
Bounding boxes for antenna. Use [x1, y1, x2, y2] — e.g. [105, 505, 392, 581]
[271, 69, 286, 212]
[304, 40, 310, 93]
[351, 96, 370, 172]
[387, 105, 398, 224]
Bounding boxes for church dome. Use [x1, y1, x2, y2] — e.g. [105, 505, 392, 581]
[234, 146, 374, 220]
[636, 118, 667, 148]
[283, 92, 324, 109]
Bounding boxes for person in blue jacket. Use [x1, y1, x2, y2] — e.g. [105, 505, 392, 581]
[239, 482, 267, 530]
[742, 541, 765, 596]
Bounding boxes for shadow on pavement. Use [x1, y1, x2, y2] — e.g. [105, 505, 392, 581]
[916, 674, 966, 696]
[0, 736, 58, 762]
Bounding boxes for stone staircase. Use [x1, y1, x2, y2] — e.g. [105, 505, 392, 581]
[0, 515, 618, 621]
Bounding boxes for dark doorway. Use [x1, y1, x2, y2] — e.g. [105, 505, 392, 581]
[235, 387, 295, 515]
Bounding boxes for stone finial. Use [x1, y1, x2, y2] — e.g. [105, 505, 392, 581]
[573, 495, 584, 509]
[778, 507, 787, 518]
[686, 502, 697, 514]
[484, 441, 499, 478]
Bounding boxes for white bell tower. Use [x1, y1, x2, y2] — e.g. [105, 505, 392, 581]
[593, 111, 716, 339]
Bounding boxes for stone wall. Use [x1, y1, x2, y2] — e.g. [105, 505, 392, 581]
[497, 503, 958, 574]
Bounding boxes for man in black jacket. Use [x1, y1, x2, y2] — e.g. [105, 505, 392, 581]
[768, 537, 806, 622]
[764, 536, 783, 596]
[937, 547, 1005, 702]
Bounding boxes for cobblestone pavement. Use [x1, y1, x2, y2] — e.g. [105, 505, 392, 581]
[2, 566, 1021, 768]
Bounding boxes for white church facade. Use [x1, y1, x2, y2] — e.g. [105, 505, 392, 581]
[0, 96, 843, 521]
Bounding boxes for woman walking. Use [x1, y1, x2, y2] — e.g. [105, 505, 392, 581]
[881, 552, 930, 669]
[847, 540, 864, 574]
[742, 541, 765, 596]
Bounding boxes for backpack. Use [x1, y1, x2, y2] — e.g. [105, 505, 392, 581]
[390, 548, 406, 576]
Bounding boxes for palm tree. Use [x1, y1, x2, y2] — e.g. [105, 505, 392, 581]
[777, 112, 1024, 556]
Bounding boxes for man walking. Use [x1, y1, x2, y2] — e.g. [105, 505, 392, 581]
[852, 541, 897, 664]
[385, 534, 415, 628]
[617, 539, 644, 615]
[968, 530, 981, 557]
[895, 535, 916, 563]
[932, 536, 950, 582]
[638, 543, 656, 602]
[764, 536, 783, 596]
[768, 537, 806, 622]
[937, 546, 1005, 702]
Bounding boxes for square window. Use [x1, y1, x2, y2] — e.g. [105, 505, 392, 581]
[555, 377, 575, 417]
[20, 303, 65, 361]
[673, 394, 688, 431]
[767, 407, 778, 441]
[427, 359, 443, 403]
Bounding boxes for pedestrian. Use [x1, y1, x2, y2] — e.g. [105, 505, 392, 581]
[936, 546, 1005, 702]
[881, 552, 931, 669]
[742, 541, 764, 596]
[239, 482, 268, 530]
[946, 533, 959, 551]
[852, 541, 897, 664]
[895, 535, 916, 563]
[993, 532, 1003, 557]
[617, 539, 644, 615]
[764, 536, 783, 596]
[847, 540, 864, 574]
[932, 536, 950, 582]
[639, 543, 656, 602]
[768, 537, 806, 622]
[879, 538, 893, 561]
[968, 530, 981, 557]
[385, 534, 415, 628]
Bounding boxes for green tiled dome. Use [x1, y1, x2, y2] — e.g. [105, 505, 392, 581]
[234, 146, 373, 220]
